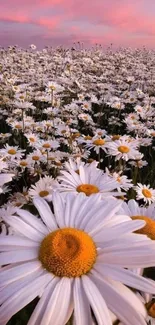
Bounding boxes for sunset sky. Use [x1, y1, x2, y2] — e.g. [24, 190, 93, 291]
[0, 0, 155, 49]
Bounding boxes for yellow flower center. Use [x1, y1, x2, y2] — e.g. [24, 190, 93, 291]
[55, 161, 62, 166]
[19, 95, 25, 100]
[118, 145, 130, 153]
[72, 132, 81, 139]
[93, 139, 105, 146]
[131, 215, 155, 240]
[142, 188, 152, 198]
[146, 300, 155, 318]
[20, 161, 28, 167]
[39, 228, 97, 277]
[15, 124, 22, 129]
[84, 135, 92, 140]
[8, 149, 17, 155]
[76, 184, 99, 196]
[136, 160, 142, 167]
[43, 143, 51, 149]
[39, 190, 49, 197]
[49, 85, 56, 91]
[32, 155, 40, 161]
[29, 137, 35, 142]
[112, 135, 120, 141]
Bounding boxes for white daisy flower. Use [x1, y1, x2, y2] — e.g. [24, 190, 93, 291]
[24, 133, 40, 147]
[38, 139, 60, 151]
[64, 157, 98, 173]
[0, 160, 8, 172]
[135, 184, 155, 204]
[46, 81, 64, 93]
[27, 150, 44, 165]
[106, 169, 133, 191]
[1, 193, 155, 324]
[83, 136, 109, 154]
[0, 145, 25, 161]
[107, 139, 140, 161]
[57, 162, 122, 198]
[28, 176, 59, 201]
[0, 173, 14, 194]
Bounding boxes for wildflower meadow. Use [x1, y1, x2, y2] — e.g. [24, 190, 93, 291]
[0, 45, 155, 325]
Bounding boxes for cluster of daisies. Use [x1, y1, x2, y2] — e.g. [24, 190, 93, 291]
[0, 45, 155, 325]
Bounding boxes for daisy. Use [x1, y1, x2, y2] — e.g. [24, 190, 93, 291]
[105, 169, 133, 191]
[81, 101, 92, 111]
[0, 133, 11, 141]
[64, 157, 98, 173]
[83, 136, 109, 154]
[107, 139, 140, 161]
[1, 193, 155, 324]
[9, 121, 23, 131]
[55, 124, 70, 137]
[28, 176, 59, 201]
[46, 81, 64, 93]
[0, 173, 14, 194]
[57, 162, 124, 198]
[38, 140, 60, 151]
[24, 133, 40, 147]
[0, 145, 25, 161]
[0, 205, 19, 235]
[78, 113, 93, 123]
[27, 150, 44, 165]
[0, 159, 8, 172]
[135, 183, 155, 205]
[17, 158, 30, 170]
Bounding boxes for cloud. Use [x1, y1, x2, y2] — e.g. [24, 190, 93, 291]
[1, 0, 155, 48]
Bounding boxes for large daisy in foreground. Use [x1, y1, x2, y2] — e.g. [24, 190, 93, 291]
[1, 193, 155, 324]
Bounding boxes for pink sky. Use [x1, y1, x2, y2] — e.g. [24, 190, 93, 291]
[0, 0, 155, 49]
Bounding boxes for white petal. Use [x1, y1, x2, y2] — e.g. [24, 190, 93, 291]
[0, 269, 44, 305]
[0, 261, 42, 287]
[69, 193, 86, 227]
[33, 197, 57, 230]
[2, 216, 43, 241]
[90, 272, 146, 325]
[0, 236, 38, 250]
[52, 191, 65, 228]
[74, 194, 101, 228]
[64, 193, 77, 227]
[73, 278, 92, 325]
[79, 166, 87, 183]
[82, 275, 112, 325]
[97, 233, 151, 249]
[128, 199, 140, 215]
[84, 200, 123, 232]
[0, 273, 52, 323]
[17, 209, 48, 235]
[40, 278, 73, 325]
[0, 249, 38, 265]
[98, 244, 155, 268]
[95, 263, 155, 294]
[91, 220, 146, 242]
[27, 278, 59, 325]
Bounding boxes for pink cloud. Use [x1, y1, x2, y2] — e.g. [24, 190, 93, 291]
[1, 0, 155, 48]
